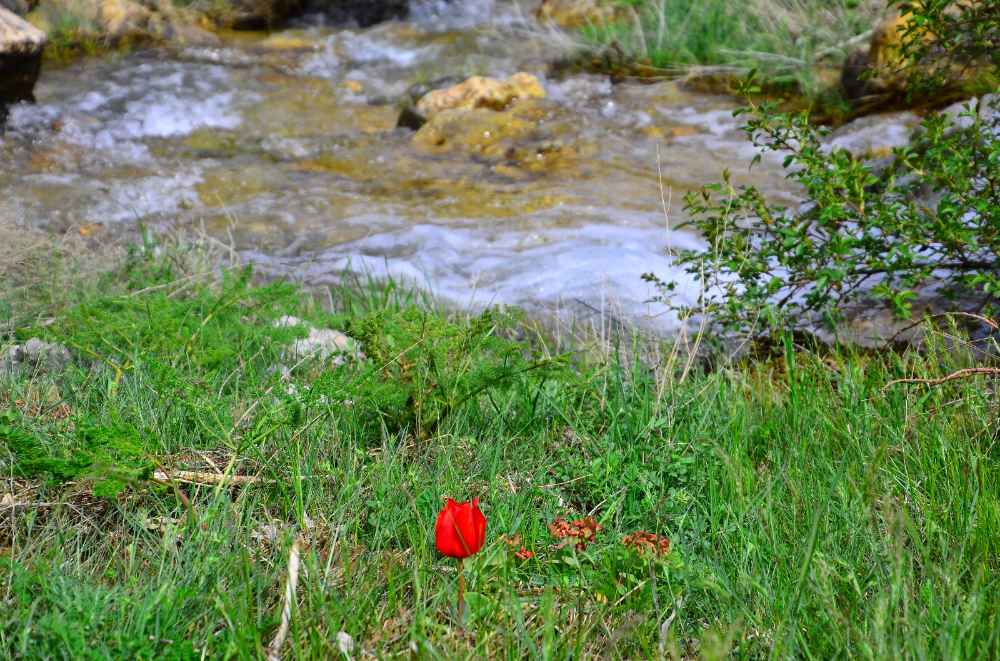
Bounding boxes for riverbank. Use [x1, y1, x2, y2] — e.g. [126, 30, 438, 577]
[556, 0, 998, 121]
[1, 229, 998, 659]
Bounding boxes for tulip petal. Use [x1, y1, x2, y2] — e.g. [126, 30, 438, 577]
[472, 498, 486, 553]
[434, 498, 487, 559]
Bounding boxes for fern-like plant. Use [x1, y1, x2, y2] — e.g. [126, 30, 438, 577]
[318, 305, 564, 441]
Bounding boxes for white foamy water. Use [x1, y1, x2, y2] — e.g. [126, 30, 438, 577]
[4, 59, 248, 166]
[246, 218, 710, 332]
[0, 3, 926, 335]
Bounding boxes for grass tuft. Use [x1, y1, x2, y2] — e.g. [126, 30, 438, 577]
[567, 0, 885, 106]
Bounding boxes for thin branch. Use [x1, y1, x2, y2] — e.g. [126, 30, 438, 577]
[265, 537, 303, 661]
[883, 367, 1000, 390]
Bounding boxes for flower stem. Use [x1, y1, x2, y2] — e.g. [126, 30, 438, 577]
[457, 557, 465, 623]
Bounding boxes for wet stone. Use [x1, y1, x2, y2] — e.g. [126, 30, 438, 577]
[0, 7, 45, 105]
[414, 73, 546, 117]
[396, 104, 427, 130]
[412, 106, 537, 150]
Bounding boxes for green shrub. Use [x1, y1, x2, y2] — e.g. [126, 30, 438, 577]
[316, 305, 567, 441]
[643, 0, 1000, 334]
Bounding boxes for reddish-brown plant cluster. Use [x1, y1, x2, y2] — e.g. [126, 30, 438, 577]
[621, 531, 671, 557]
[504, 535, 535, 561]
[548, 517, 601, 550]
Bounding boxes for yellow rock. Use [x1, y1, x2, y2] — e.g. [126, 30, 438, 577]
[28, 0, 150, 41]
[412, 106, 537, 150]
[415, 72, 546, 117]
[868, 11, 910, 70]
[493, 163, 526, 179]
[258, 33, 316, 50]
[668, 125, 698, 138]
[841, 8, 970, 104]
[482, 139, 576, 172]
[536, 0, 618, 29]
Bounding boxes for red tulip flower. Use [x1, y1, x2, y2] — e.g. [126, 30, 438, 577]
[435, 497, 485, 622]
[435, 498, 486, 558]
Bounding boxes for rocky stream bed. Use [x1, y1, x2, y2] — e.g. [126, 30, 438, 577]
[0, 0, 946, 335]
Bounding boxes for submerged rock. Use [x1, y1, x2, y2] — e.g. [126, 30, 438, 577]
[412, 106, 537, 149]
[0, 7, 45, 105]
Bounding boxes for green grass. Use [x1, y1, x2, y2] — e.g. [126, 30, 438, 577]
[570, 0, 882, 103]
[1, 239, 999, 659]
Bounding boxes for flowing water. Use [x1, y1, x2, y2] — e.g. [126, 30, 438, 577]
[0, 0, 921, 334]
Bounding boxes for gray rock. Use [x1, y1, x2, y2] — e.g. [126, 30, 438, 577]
[824, 110, 922, 159]
[0, 7, 46, 105]
[0, 0, 28, 16]
[267, 363, 292, 381]
[23, 337, 46, 363]
[1, 338, 73, 376]
[274, 316, 363, 366]
[911, 94, 1000, 139]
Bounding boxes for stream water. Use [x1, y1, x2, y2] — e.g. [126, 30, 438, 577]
[0, 0, 921, 334]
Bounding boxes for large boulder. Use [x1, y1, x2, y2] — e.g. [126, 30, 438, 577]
[0, 7, 45, 105]
[842, 9, 981, 109]
[841, 12, 910, 104]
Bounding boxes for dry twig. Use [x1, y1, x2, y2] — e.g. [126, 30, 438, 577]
[152, 469, 260, 487]
[265, 537, 303, 661]
[882, 367, 1000, 390]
